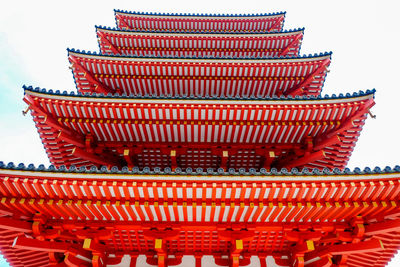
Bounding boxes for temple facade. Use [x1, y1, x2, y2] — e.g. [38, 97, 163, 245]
[1, 10, 399, 267]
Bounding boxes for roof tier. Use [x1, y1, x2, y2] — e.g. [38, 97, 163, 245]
[96, 26, 303, 58]
[23, 87, 374, 171]
[114, 10, 286, 33]
[0, 165, 399, 267]
[68, 50, 331, 97]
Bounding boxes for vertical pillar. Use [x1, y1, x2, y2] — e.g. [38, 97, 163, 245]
[123, 149, 135, 169]
[258, 253, 267, 267]
[130, 254, 138, 267]
[291, 240, 314, 267]
[231, 240, 243, 267]
[170, 150, 177, 171]
[155, 238, 167, 267]
[92, 253, 104, 267]
[221, 150, 229, 171]
[194, 253, 202, 267]
[262, 151, 275, 170]
[83, 238, 106, 267]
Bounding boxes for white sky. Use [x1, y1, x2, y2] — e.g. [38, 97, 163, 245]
[0, 0, 399, 266]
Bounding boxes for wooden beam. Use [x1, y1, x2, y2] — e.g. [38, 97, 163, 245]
[97, 30, 122, 54]
[72, 147, 120, 167]
[13, 236, 70, 252]
[314, 99, 374, 150]
[277, 150, 325, 169]
[0, 217, 32, 232]
[115, 14, 133, 30]
[365, 220, 400, 235]
[284, 58, 330, 96]
[24, 95, 85, 145]
[280, 33, 303, 56]
[69, 55, 115, 94]
[305, 238, 384, 261]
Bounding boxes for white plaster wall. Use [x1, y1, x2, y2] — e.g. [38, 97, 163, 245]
[108, 254, 284, 267]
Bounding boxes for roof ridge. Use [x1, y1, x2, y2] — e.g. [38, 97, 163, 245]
[95, 25, 304, 35]
[1, 161, 398, 176]
[67, 48, 331, 60]
[113, 9, 286, 17]
[23, 85, 376, 101]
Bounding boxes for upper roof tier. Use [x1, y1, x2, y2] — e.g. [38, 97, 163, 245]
[68, 49, 331, 97]
[23, 86, 374, 171]
[96, 26, 303, 58]
[114, 10, 286, 33]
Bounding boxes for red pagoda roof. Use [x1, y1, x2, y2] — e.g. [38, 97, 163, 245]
[23, 87, 374, 171]
[96, 26, 303, 58]
[68, 49, 331, 97]
[114, 10, 286, 33]
[0, 165, 399, 267]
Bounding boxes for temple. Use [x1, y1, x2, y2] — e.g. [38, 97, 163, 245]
[0, 9, 399, 267]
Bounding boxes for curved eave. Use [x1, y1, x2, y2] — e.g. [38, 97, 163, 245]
[95, 25, 304, 37]
[114, 10, 286, 19]
[67, 49, 331, 63]
[0, 163, 399, 182]
[23, 86, 375, 105]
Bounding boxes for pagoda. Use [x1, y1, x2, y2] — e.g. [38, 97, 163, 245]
[0, 10, 399, 267]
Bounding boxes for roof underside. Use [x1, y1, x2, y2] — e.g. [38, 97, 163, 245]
[68, 51, 331, 97]
[0, 167, 399, 267]
[114, 11, 286, 33]
[96, 27, 303, 58]
[23, 88, 374, 171]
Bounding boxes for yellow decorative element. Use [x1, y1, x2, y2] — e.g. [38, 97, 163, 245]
[236, 239, 243, 250]
[155, 239, 163, 249]
[306, 240, 315, 250]
[379, 239, 385, 249]
[83, 239, 92, 249]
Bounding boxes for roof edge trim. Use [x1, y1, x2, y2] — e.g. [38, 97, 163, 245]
[95, 25, 304, 35]
[22, 85, 376, 101]
[0, 161, 398, 177]
[66, 48, 331, 61]
[113, 9, 286, 18]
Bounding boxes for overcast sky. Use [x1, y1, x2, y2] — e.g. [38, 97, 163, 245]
[0, 0, 399, 266]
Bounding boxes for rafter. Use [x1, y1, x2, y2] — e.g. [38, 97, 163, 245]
[305, 238, 384, 261]
[314, 99, 374, 150]
[97, 31, 122, 55]
[279, 32, 303, 56]
[365, 220, 400, 235]
[72, 147, 120, 167]
[24, 95, 85, 144]
[284, 58, 330, 96]
[0, 217, 32, 232]
[268, 16, 284, 32]
[115, 14, 133, 30]
[69, 55, 116, 94]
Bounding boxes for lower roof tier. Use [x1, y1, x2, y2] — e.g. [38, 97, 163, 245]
[24, 87, 375, 171]
[0, 165, 400, 267]
[68, 49, 331, 97]
[96, 26, 303, 58]
[114, 10, 286, 33]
